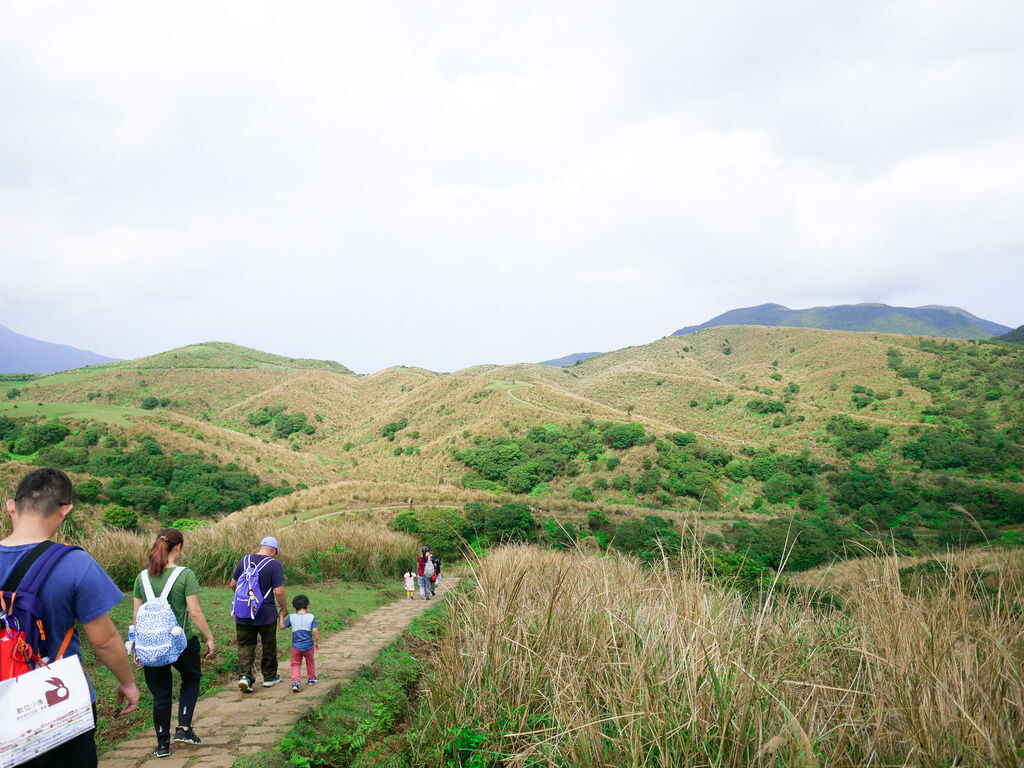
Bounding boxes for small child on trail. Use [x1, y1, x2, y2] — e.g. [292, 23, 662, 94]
[403, 566, 417, 599]
[281, 594, 320, 692]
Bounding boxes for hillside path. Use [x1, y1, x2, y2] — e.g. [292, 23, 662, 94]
[98, 578, 460, 768]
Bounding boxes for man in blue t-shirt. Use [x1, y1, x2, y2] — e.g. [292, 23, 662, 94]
[1, 467, 140, 768]
[229, 536, 287, 692]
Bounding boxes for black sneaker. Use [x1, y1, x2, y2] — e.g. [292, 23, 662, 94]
[263, 674, 283, 687]
[154, 743, 170, 758]
[174, 727, 201, 745]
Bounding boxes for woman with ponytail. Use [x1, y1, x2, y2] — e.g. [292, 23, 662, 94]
[132, 529, 215, 758]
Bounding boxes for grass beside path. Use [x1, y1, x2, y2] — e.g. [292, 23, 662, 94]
[235, 602, 449, 768]
[85, 579, 400, 752]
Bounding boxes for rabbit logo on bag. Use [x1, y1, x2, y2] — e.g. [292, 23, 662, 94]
[44, 677, 70, 707]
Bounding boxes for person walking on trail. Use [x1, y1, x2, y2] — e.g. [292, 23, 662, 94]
[429, 554, 442, 596]
[403, 565, 417, 599]
[417, 545, 434, 600]
[132, 528, 216, 757]
[282, 594, 320, 692]
[230, 536, 288, 692]
[0, 467, 140, 768]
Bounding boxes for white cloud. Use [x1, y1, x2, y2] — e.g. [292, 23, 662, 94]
[0, 0, 1021, 371]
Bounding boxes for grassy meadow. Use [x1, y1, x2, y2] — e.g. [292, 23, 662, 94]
[408, 544, 1024, 768]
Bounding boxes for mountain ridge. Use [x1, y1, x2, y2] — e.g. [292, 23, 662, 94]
[0, 323, 119, 374]
[671, 303, 1011, 339]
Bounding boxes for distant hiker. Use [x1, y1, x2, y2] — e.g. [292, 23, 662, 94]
[282, 594, 320, 692]
[403, 566, 417, 599]
[429, 554, 442, 596]
[292, 514, 298, 524]
[230, 536, 288, 692]
[417, 545, 433, 600]
[0, 467, 139, 768]
[131, 529, 216, 757]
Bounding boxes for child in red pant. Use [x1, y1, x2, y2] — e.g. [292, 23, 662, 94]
[281, 594, 320, 691]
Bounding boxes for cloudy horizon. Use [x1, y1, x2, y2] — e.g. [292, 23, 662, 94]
[2, 1, 1022, 373]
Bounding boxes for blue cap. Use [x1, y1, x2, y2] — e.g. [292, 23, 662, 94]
[260, 536, 280, 550]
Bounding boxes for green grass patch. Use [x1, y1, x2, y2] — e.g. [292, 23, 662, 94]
[0, 400, 149, 425]
[235, 604, 447, 768]
[88, 579, 399, 753]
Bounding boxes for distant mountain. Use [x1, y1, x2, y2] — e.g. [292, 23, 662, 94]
[539, 352, 603, 367]
[672, 303, 1011, 340]
[994, 326, 1024, 345]
[0, 323, 118, 374]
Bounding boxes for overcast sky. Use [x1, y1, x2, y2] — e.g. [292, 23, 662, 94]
[1, 1, 1022, 373]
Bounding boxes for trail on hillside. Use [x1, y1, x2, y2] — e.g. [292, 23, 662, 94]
[98, 579, 458, 768]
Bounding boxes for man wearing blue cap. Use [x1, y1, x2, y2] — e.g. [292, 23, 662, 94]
[229, 536, 287, 692]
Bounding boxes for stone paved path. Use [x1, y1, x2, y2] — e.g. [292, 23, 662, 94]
[99, 579, 458, 768]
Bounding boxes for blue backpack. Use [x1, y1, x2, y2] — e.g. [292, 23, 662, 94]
[232, 555, 274, 620]
[1, 542, 82, 679]
[130, 567, 187, 667]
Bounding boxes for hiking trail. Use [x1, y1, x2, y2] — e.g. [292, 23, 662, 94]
[98, 578, 459, 768]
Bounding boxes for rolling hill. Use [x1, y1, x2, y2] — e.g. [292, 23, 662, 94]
[4, 327, 1020, 512]
[672, 303, 1012, 339]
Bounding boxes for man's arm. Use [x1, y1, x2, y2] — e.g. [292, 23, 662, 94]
[274, 585, 288, 622]
[81, 613, 139, 715]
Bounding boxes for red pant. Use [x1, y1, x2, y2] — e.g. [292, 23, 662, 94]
[290, 647, 316, 682]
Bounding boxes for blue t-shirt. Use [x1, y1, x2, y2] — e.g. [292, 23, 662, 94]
[283, 613, 317, 652]
[0, 542, 125, 702]
[230, 554, 284, 625]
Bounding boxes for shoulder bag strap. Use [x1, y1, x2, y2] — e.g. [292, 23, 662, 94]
[1, 541, 55, 592]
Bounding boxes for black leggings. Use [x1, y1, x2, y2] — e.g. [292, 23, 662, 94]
[143, 635, 202, 743]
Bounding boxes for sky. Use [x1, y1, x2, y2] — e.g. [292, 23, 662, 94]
[1, 1, 1022, 373]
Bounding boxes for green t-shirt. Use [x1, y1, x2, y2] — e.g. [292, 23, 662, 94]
[133, 566, 201, 640]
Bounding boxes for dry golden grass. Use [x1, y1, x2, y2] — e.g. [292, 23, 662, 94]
[417, 545, 1024, 767]
[4, 325, 984, 496]
[86, 513, 419, 588]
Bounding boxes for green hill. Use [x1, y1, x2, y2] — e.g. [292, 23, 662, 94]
[995, 325, 1024, 345]
[115, 341, 353, 373]
[673, 303, 1010, 339]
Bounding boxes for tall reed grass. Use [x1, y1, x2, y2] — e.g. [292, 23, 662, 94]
[417, 545, 1024, 767]
[86, 515, 418, 589]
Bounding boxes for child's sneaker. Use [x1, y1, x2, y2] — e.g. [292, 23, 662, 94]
[308, 677, 318, 685]
[292, 681, 301, 692]
[174, 727, 201, 745]
[238, 676, 254, 693]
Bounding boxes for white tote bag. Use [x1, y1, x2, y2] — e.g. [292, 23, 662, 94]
[0, 654, 93, 768]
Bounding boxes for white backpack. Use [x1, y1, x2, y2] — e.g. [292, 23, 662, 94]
[130, 567, 188, 667]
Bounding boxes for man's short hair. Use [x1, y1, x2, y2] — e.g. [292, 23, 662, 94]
[14, 467, 73, 517]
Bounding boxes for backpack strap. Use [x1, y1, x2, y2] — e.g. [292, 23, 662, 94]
[140, 570, 157, 602]
[13, 543, 81, 597]
[1, 541, 55, 593]
[158, 567, 185, 601]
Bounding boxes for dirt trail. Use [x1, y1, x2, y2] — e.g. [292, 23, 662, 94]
[98, 578, 459, 768]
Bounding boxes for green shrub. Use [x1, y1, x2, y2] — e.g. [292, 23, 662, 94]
[569, 486, 594, 502]
[101, 504, 138, 531]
